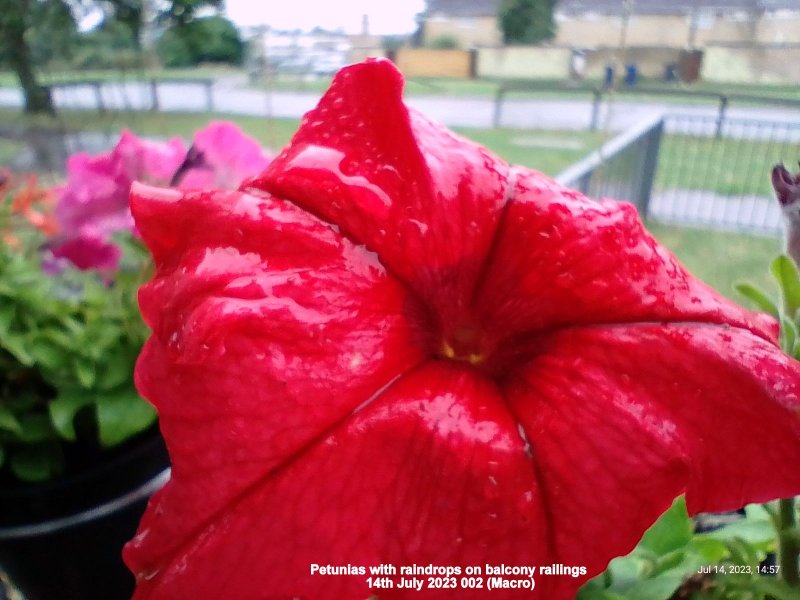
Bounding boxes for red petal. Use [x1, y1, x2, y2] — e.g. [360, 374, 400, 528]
[129, 363, 557, 599]
[125, 184, 427, 575]
[475, 168, 777, 354]
[505, 323, 800, 590]
[246, 59, 510, 334]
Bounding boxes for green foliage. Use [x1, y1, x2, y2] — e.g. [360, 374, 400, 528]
[0, 0, 76, 68]
[72, 19, 140, 69]
[578, 498, 795, 599]
[156, 28, 194, 68]
[429, 35, 459, 50]
[159, 0, 223, 27]
[0, 200, 154, 483]
[100, 0, 144, 48]
[157, 16, 244, 67]
[497, 0, 557, 45]
[737, 254, 800, 358]
[381, 35, 406, 52]
[26, 0, 78, 67]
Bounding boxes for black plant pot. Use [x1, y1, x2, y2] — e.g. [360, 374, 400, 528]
[0, 429, 169, 600]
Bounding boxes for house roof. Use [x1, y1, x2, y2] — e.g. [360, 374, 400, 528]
[424, 0, 503, 18]
[558, 0, 798, 16]
[423, 0, 800, 18]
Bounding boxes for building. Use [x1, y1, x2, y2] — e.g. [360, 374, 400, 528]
[248, 27, 351, 76]
[419, 0, 800, 49]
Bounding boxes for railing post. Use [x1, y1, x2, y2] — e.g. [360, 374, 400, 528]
[493, 86, 505, 128]
[636, 117, 664, 219]
[578, 172, 593, 194]
[150, 79, 159, 112]
[590, 88, 602, 132]
[715, 95, 728, 139]
[93, 82, 105, 114]
[204, 80, 214, 112]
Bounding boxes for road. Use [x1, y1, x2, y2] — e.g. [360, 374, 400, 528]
[1, 80, 799, 132]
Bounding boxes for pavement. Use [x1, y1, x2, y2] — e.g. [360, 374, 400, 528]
[1, 80, 799, 133]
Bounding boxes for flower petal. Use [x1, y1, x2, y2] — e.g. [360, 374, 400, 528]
[504, 323, 800, 591]
[48, 231, 121, 271]
[115, 129, 187, 186]
[475, 168, 777, 350]
[125, 183, 427, 576]
[246, 59, 510, 332]
[55, 151, 133, 236]
[128, 363, 556, 599]
[181, 121, 271, 190]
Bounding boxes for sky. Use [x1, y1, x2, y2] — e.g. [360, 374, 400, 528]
[223, 0, 427, 34]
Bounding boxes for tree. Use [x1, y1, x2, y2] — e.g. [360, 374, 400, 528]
[0, 0, 223, 114]
[101, 0, 144, 49]
[159, 0, 223, 28]
[498, 0, 557, 45]
[0, 0, 59, 113]
[157, 16, 244, 67]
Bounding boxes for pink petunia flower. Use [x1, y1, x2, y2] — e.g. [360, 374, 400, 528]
[124, 60, 800, 599]
[51, 124, 270, 272]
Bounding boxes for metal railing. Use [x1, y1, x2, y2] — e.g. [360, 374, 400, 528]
[43, 78, 217, 113]
[556, 114, 665, 216]
[494, 81, 800, 133]
[651, 114, 800, 234]
[557, 113, 800, 235]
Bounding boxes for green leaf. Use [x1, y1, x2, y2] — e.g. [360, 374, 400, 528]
[96, 389, 156, 447]
[770, 255, 800, 318]
[0, 405, 23, 435]
[700, 516, 775, 550]
[605, 554, 648, 592]
[48, 391, 93, 441]
[95, 346, 135, 391]
[747, 577, 800, 600]
[73, 357, 96, 388]
[9, 445, 63, 482]
[14, 413, 58, 443]
[576, 580, 627, 600]
[0, 302, 14, 335]
[687, 537, 729, 564]
[638, 496, 693, 556]
[2, 332, 34, 366]
[3, 391, 38, 412]
[780, 314, 798, 356]
[618, 570, 686, 600]
[28, 334, 67, 372]
[734, 281, 779, 317]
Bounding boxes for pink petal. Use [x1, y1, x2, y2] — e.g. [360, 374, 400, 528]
[125, 183, 428, 578]
[56, 151, 132, 236]
[115, 130, 187, 185]
[48, 232, 121, 271]
[183, 121, 271, 190]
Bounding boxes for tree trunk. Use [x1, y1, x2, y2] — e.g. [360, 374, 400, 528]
[0, 0, 55, 114]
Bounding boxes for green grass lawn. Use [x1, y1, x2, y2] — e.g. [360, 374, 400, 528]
[645, 222, 780, 300]
[0, 66, 239, 88]
[655, 132, 799, 198]
[0, 138, 24, 166]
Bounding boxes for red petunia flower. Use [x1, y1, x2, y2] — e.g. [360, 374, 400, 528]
[124, 60, 800, 599]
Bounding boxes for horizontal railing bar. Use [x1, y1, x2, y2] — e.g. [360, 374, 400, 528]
[556, 113, 666, 187]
